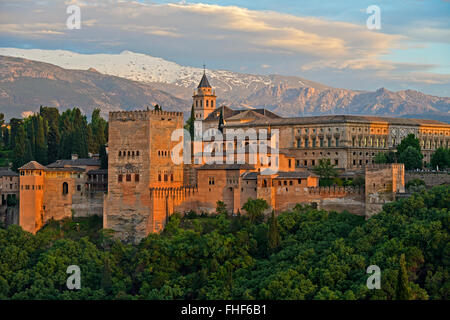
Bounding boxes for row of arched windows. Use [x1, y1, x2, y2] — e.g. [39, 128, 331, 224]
[158, 172, 173, 182]
[118, 174, 140, 183]
[195, 99, 214, 108]
[118, 150, 140, 157]
[158, 150, 171, 157]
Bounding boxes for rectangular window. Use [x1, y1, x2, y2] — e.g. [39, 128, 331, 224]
[296, 139, 301, 148]
[126, 174, 131, 182]
[320, 138, 324, 147]
[118, 174, 123, 182]
[135, 174, 140, 182]
[305, 138, 309, 148]
[288, 159, 292, 168]
[77, 185, 81, 191]
[328, 138, 332, 147]
[312, 139, 316, 148]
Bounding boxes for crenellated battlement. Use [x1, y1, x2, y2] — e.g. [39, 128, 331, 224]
[308, 185, 364, 196]
[365, 163, 404, 171]
[109, 109, 184, 122]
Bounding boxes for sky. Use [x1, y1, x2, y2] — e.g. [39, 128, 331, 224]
[0, 0, 449, 96]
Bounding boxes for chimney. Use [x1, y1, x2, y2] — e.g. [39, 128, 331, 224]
[71, 154, 78, 160]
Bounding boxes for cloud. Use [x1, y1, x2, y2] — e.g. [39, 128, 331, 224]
[0, 0, 448, 95]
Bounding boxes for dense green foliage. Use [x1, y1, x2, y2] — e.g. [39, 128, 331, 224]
[313, 159, 338, 187]
[0, 108, 108, 170]
[0, 186, 448, 300]
[374, 151, 396, 164]
[431, 147, 450, 170]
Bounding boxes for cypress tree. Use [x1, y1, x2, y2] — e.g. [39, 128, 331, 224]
[100, 144, 108, 169]
[218, 108, 224, 133]
[268, 210, 280, 250]
[40, 106, 60, 164]
[12, 125, 32, 170]
[184, 104, 195, 140]
[34, 116, 48, 164]
[395, 254, 411, 300]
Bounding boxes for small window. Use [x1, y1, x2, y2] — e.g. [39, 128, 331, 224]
[119, 151, 122, 157]
[118, 174, 123, 182]
[135, 174, 139, 182]
[77, 185, 81, 191]
[126, 174, 131, 182]
[62, 182, 69, 195]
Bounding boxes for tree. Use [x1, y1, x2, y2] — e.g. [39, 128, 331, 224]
[242, 198, 269, 223]
[89, 109, 108, 154]
[184, 104, 195, 140]
[267, 210, 280, 250]
[216, 200, 227, 216]
[312, 159, 338, 186]
[218, 108, 224, 133]
[100, 144, 108, 169]
[430, 147, 450, 170]
[12, 125, 32, 170]
[374, 151, 396, 164]
[374, 152, 387, 164]
[40, 107, 61, 164]
[396, 254, 411, 300]
[154, 104, 162, 111]
[398, 146, 423, 170]
[34, 116, 48, 164]
[397, 134, 421, 155]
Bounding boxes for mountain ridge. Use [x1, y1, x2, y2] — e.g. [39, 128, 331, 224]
[0, 49, 449, 122]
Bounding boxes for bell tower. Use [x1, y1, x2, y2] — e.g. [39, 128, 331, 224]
[193, 69, 216, 120]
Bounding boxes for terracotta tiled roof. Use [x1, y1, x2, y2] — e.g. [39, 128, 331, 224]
[47, 158, 100, 168]
[0, 168, 19, 177]
[18, 161, 47, 170]
[228, 114, 449, 127]
[204, 106, 282, 122]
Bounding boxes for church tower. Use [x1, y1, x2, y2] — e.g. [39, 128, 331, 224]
[193, 70, 216, 120]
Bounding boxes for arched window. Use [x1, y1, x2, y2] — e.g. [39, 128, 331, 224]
[211, 100, 214, 108]
[119, 151, 122, 156]
[62, 182, 68, 195]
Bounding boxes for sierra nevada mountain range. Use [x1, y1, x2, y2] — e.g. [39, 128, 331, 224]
[0, 48, 448, 122]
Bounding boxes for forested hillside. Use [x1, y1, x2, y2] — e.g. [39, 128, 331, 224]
[0, 186, 448, 300]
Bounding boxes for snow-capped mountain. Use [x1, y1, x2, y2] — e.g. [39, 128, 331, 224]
[0, 48, 277, 89]
[0, 48, 449, 122]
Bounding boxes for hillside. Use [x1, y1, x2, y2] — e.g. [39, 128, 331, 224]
[0, 55, 189, 119]
[0, 185, 448, 300]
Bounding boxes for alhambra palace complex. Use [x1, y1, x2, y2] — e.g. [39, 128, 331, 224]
[2, 73, 450, 242]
